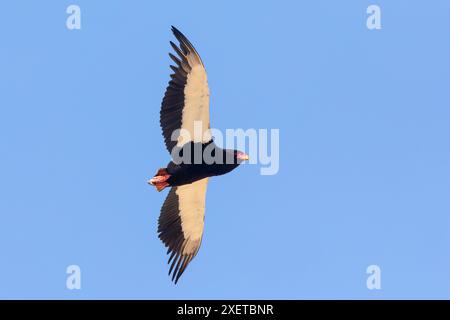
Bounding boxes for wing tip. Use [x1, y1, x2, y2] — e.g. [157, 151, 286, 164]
[171, 25, 184, 41]
[171, 26, 186, 45]
[171, 25, 181, 35]
[169, 26, 204, 66]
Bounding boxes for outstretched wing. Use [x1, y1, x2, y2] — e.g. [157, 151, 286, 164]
[160, 26, 211, 154]
[158, 178, 208, 283]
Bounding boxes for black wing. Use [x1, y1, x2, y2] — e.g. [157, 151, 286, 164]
[158, 178, 208, 283]
[160, 26, 211, 154]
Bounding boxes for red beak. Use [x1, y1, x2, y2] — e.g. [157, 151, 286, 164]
[236, 151, 249, 161]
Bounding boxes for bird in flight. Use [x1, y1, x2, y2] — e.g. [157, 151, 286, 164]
[148, 26, 249, 284]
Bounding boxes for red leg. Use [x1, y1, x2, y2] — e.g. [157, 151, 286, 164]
[148, 168, 171, 192]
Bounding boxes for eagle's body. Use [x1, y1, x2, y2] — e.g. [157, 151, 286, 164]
[164, 141, 243, 187]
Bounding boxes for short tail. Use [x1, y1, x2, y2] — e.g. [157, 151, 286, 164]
[148, 168, 171, 192]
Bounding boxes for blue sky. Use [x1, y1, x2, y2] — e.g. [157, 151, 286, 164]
[0, 1, 449, 299]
